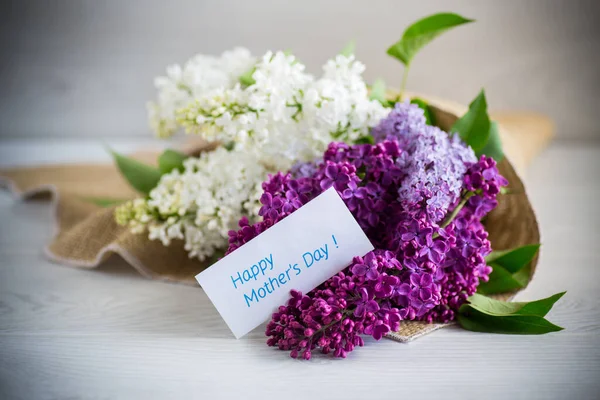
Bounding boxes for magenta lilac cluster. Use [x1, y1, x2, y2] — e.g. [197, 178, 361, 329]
[226, 102, 507, 359]
[266, 251, 402, 359]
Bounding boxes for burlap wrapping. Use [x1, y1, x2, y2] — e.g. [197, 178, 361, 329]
[0, 97, 551, 341]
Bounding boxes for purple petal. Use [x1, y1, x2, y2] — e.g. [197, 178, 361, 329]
[359, 287, 369, 301]
[260, 193, 272, 206]
[258, 205, 269, 217]
[410, 297, 423, 309]
[401, 232, 416, 241]
[430, 251, 444, 264]
[368, 213, 379, 227]
[282, 203, 294, 213]
[267, 209, 279, 220]
[410, 273, 421, 286]
[337, 174, 350, 185]
[355, 187, 367, 199]
[420, 273, 433, 286]
[351, 264, 368, 276]
[320, 178, 334, 191]
[396, 283, 411, 296]
[372, 324, 389, 340]
[325, 164, 338, 179]
[403, 258, 418, 271]
[366, 268, 380, 280]
[419, 288, 432, 301]
[341, 188, 354, 200]
[433, 241, 447, 252]
[365, 300, 380, 313]
[285, 190, 297, 200]
[354, 304, 365, 318]
[271, 197, 284, 208]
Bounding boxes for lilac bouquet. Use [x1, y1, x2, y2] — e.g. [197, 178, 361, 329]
[226, 103, 511, 359]
[107, 11, 564, 358]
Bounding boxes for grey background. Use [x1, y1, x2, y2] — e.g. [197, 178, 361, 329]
[0, 0, 599, 140]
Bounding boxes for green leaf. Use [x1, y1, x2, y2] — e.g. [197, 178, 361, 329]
[477, 263, 526, 294]
[109, 149, 162, 195]
[458, 308, 564, 335]
[451, 89, 490, 151]
[478, 243, 540, 294]
[158, 149, 187, 174]
[83, 197, 126, 208]
[355, 135, 375, 145]
[458, 292, 566, 334]
[486, 244, 540, 274]
[477, 121, 504, 161]
[369, 79, 388, 105]
[511, 264, 532, 288]
[387, 13, 473, 66]
[410, 97, 436, 126]
[340, 40, 355, 57]
[466, 292, 566, 317]
[239, 66, 256, 86]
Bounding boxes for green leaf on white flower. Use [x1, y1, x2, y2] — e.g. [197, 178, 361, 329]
[486, 244, 540, 274]
[387, 13, 473, 66]
[369, 79, 388, 106]
[457, 292, 565, 334]
[109, 149, 162, 195]
[457, 308, 564, 335]
[224, 141, 236, 151]
[158, 149, 187, 174]
[355, 135, 375, 145]
[239, 66, 256, 87]
[451, 89, 490, 151]
[410, 97, 436, 126]
[83, 197, 126, 208]
[477, 120, 504, 161]
[340, 40, 356, 57]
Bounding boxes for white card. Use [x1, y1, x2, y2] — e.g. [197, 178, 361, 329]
[195, 187, 374, 339]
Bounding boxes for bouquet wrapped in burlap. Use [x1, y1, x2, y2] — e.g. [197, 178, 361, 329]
[0, 94, 552, 341]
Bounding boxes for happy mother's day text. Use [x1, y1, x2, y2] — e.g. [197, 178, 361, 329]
[230, 234, 340, 307]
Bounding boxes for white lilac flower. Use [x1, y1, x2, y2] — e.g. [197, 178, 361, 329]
[116, 147, 267, 260]
[122, 48, 389, 260]
[176, 52, 386, 170]
[148, 47, 256, 138]
[302, 55, 389, 146]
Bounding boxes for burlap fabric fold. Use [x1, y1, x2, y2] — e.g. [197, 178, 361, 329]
[0, 98, 552, 341]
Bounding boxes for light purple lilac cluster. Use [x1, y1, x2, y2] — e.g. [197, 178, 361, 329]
[375, 102, 478, 222]
[226, 102, 507, 359]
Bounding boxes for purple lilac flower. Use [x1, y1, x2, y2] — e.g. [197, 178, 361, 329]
[290, 160, 320, 179]
[258, 193, 284, 220]
[354, 287, 380, 317]
[351, 252, 380, 280]
[397, 125, 477, 222]
[265, 252, 402, 359]
[227, 125, 507, 359]
[370, 102, 479, 222]
[371, 101, 427, 143]
[463, 155, 509, 218]
[319, 162, 355, 191]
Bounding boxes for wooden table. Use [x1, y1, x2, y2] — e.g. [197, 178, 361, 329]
[0, 140, 598, 399]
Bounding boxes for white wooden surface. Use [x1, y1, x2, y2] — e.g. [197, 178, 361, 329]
[0, 141, 599, 400]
